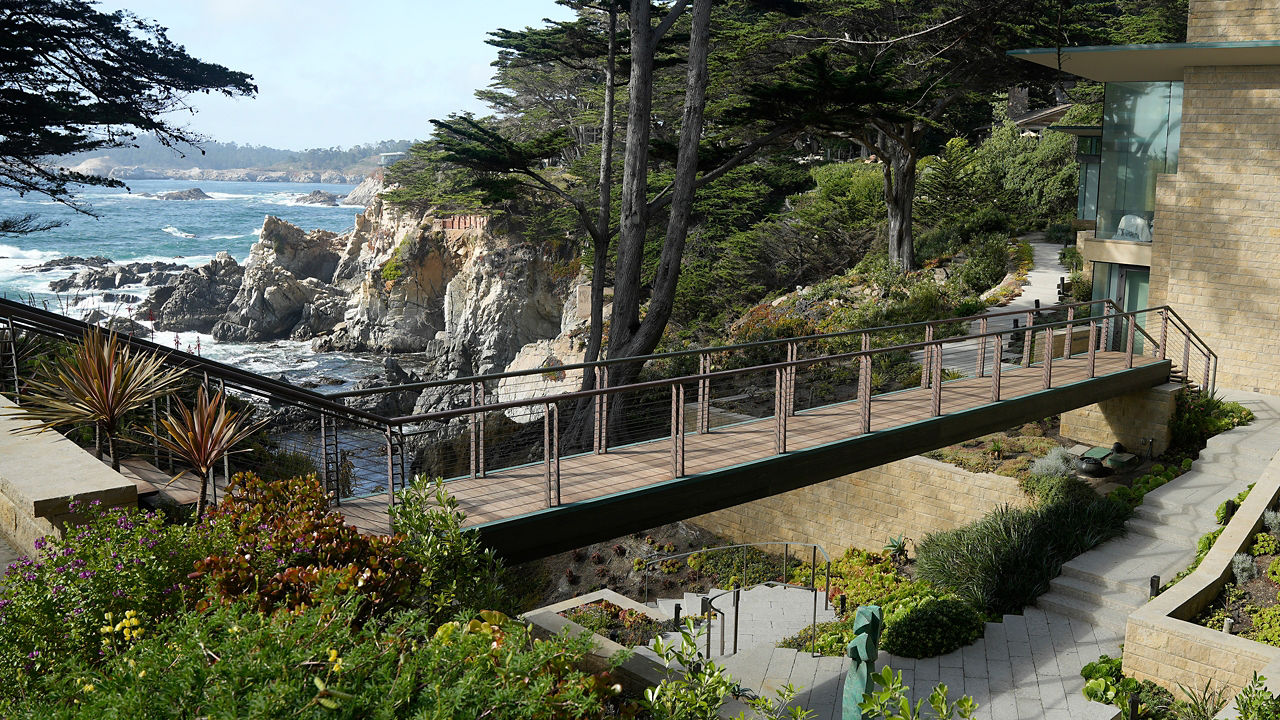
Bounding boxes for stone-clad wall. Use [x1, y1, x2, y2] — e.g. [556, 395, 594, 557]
[1149, 65, 1280, 394]
[1060, 383, 1181, 457]
[1188, 0, 1280, 41]
[689, 455, 1029, 553]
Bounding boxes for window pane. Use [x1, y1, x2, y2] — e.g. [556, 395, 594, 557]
[1096, 82, 1183, 241]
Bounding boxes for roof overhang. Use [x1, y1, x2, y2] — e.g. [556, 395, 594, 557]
[1051, 124, 1102, 137]
[1008, 40, 1280, 81]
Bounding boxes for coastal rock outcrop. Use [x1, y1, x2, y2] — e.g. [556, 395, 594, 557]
[210, 217, 346, 342]
[154, 188, 212, 201]
[142, 253, 244, 333]
[295, 190, 341, 206]
[342, 170, 384, 208]
[48, 260, 187, 294]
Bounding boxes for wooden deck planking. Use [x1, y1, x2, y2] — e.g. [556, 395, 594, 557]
[343, 352, 1162, 535]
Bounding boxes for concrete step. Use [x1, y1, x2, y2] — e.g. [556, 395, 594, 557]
[1142, 468, 1249, 512]
[1132, 503, 1210, 534]
[1048, 574, 1146, 614]
[1059, 532, 1196, 596]
[1036, 591, 1130, 634]
[1126, 515, 1202, 545]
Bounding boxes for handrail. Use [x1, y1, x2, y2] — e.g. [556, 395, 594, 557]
[639, 541, 832, 658]
[328, 298, 1119, 399]
[0, 296, 387, 426]
[386, 304, 1183, 426]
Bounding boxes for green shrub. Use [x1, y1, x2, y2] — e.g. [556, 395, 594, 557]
[1058, 245, 1084, 272]
[1253, 606, 1280, 646]
[1069, 270, 1093, 302]
[1171, 390, 1254, 452]
[949, 234, 1010, 296]
[1217, 484, 1254, 525]
[1020, 475, 1096, 507]
[1250, 533, 1280, 557]
[916, 497, 1130, 615]
[8, 601, 625, 719]
[391, 477, 509, 621]
[879, 595, 985, 659]
[1237, 673, 1280, 719]
[1237, 553, 1261, 584]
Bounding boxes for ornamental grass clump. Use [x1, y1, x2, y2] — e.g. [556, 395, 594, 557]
[915, 494, 1130, 615]
[5, 328, 186, 470]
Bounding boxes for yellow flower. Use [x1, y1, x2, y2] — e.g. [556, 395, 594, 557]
[138, 670, 146, 679]
[327, 649, 338, 663]
[82, 683, 94, 693]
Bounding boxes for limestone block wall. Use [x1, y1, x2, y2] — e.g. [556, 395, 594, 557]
[1060, 382, 1180, 457]
[1188, 0, 1280, 41]
[1124, 437, 1280, 696]
[1148, 64, 1280, 394]
[689, 455, 1029, 553]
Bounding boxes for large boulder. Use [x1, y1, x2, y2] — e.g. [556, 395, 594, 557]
[342, 170, 384, 208]
[49, 265, 142, 293]
[157, 188, 211, 201]
[211, 216, 346, 342]
[146, 252, 244, 333]
[295, 190, 340, 206]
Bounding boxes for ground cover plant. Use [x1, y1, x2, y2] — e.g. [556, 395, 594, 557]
[561, 599, 672, 647]
[924, 418, 1064, 479]
[1079, 653, 1228, 720]
[778, 549, 984, 659]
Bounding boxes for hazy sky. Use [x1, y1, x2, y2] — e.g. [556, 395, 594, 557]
[96, 1, 577, 150]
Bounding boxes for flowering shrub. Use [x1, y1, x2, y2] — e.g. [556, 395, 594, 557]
[561, 599, 669, 647]
[192, 472, 420, 619]
[12, 599, 627, 719]
[0, 500, 220, 692]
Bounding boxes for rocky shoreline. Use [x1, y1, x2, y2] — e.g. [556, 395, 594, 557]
[28, 190, 594, 425]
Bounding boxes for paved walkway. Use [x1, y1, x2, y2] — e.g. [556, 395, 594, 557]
[669, 389, 1280, 720]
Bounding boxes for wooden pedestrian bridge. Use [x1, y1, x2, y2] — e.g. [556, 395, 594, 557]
[0, 297, 1215, 562]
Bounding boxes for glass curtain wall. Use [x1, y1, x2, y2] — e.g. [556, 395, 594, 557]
[1096, 82, 1183, 241]
[1077, 135, 1100, 221]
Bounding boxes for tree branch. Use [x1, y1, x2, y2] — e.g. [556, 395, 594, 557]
[652, 0, 690, 47]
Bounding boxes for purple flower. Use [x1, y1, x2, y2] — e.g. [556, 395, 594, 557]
[89, 499, 102, 507]
[77, 571, 94, 579]
[62, 548, 74, 557]
[33, 538, 46, 550]
[22, 572, 36, 581]
[27, 650, 39, 658]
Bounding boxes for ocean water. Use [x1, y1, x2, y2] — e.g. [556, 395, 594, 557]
[0, 179, 395, 387]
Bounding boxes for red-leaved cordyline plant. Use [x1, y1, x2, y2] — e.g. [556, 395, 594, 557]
[144, 385, 265, 519]
[4, 328, 186, 471]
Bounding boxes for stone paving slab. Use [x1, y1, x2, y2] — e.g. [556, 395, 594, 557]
[699, 390, 1280, 720]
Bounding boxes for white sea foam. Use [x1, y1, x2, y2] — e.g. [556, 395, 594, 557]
[209, 233, 249, 240]
[0, 244, 62, 261]
[161, 225, 196, 239]
[205, 192, 255, 200]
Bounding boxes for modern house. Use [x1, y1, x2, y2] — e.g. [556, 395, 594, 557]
[1012, 0, 1280, 394]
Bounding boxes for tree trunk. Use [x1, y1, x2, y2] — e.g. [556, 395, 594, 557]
[195, 470, 208, 520]
[608, 0, 656, 362]
[105, 429, 120, 472]
[881, 127, 918, 272]
[608, 0, 711, 370]
[582, 3, 618, 383]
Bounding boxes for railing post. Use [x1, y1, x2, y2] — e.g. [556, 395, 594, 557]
[219, 379, 229, 499]
[165, 395, 173, 471]
[733, 588, 740, 655]
[1042, 328, 1053, 389]
[922, 324, 934, 389]
[1088, 320, 1098, 378]
[1183, 334, 1191, 382]
[385, 424, 395, 513]
[319, 414, 329, 494]
[1022, 311, 1034, 367]
[786, 341, 797, 416]
[1064, 306, 1075, 360]
[991, 333, 1002, 402]
[825, 559, 831, 611]
[811, 545, 818, 656]
[5, 318, 19, 401]
[977, 317, 988, 378]
[469, 381, 479, 479]
[544, 406, 553, 508]
[1203, 355, 1211, 392]
[598, 367, 610, 453]
[1125, 313, 1136, 369]
[151, 395, 159, 468]
[930, 340, 942, 416]
[774, 368, 787, 454]
[671, 384, 686, 478]
[859, 333, 871, 434]
[551, 403, 560, 504]
[1158, 308, 1169, 360]
[593, 367, 605, 453]
[1102, 305, 1113, 352]
[697, 352, 710, 433]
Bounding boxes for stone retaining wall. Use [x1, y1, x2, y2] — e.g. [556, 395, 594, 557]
[0, 396, 137, 552]
[1060, 382, 1180, 457]
[689, 455, 1029, 553]
[1123, 446, 1280, 700]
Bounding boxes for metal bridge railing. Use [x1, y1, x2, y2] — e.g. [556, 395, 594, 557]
[0, 295, 1214, 527]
